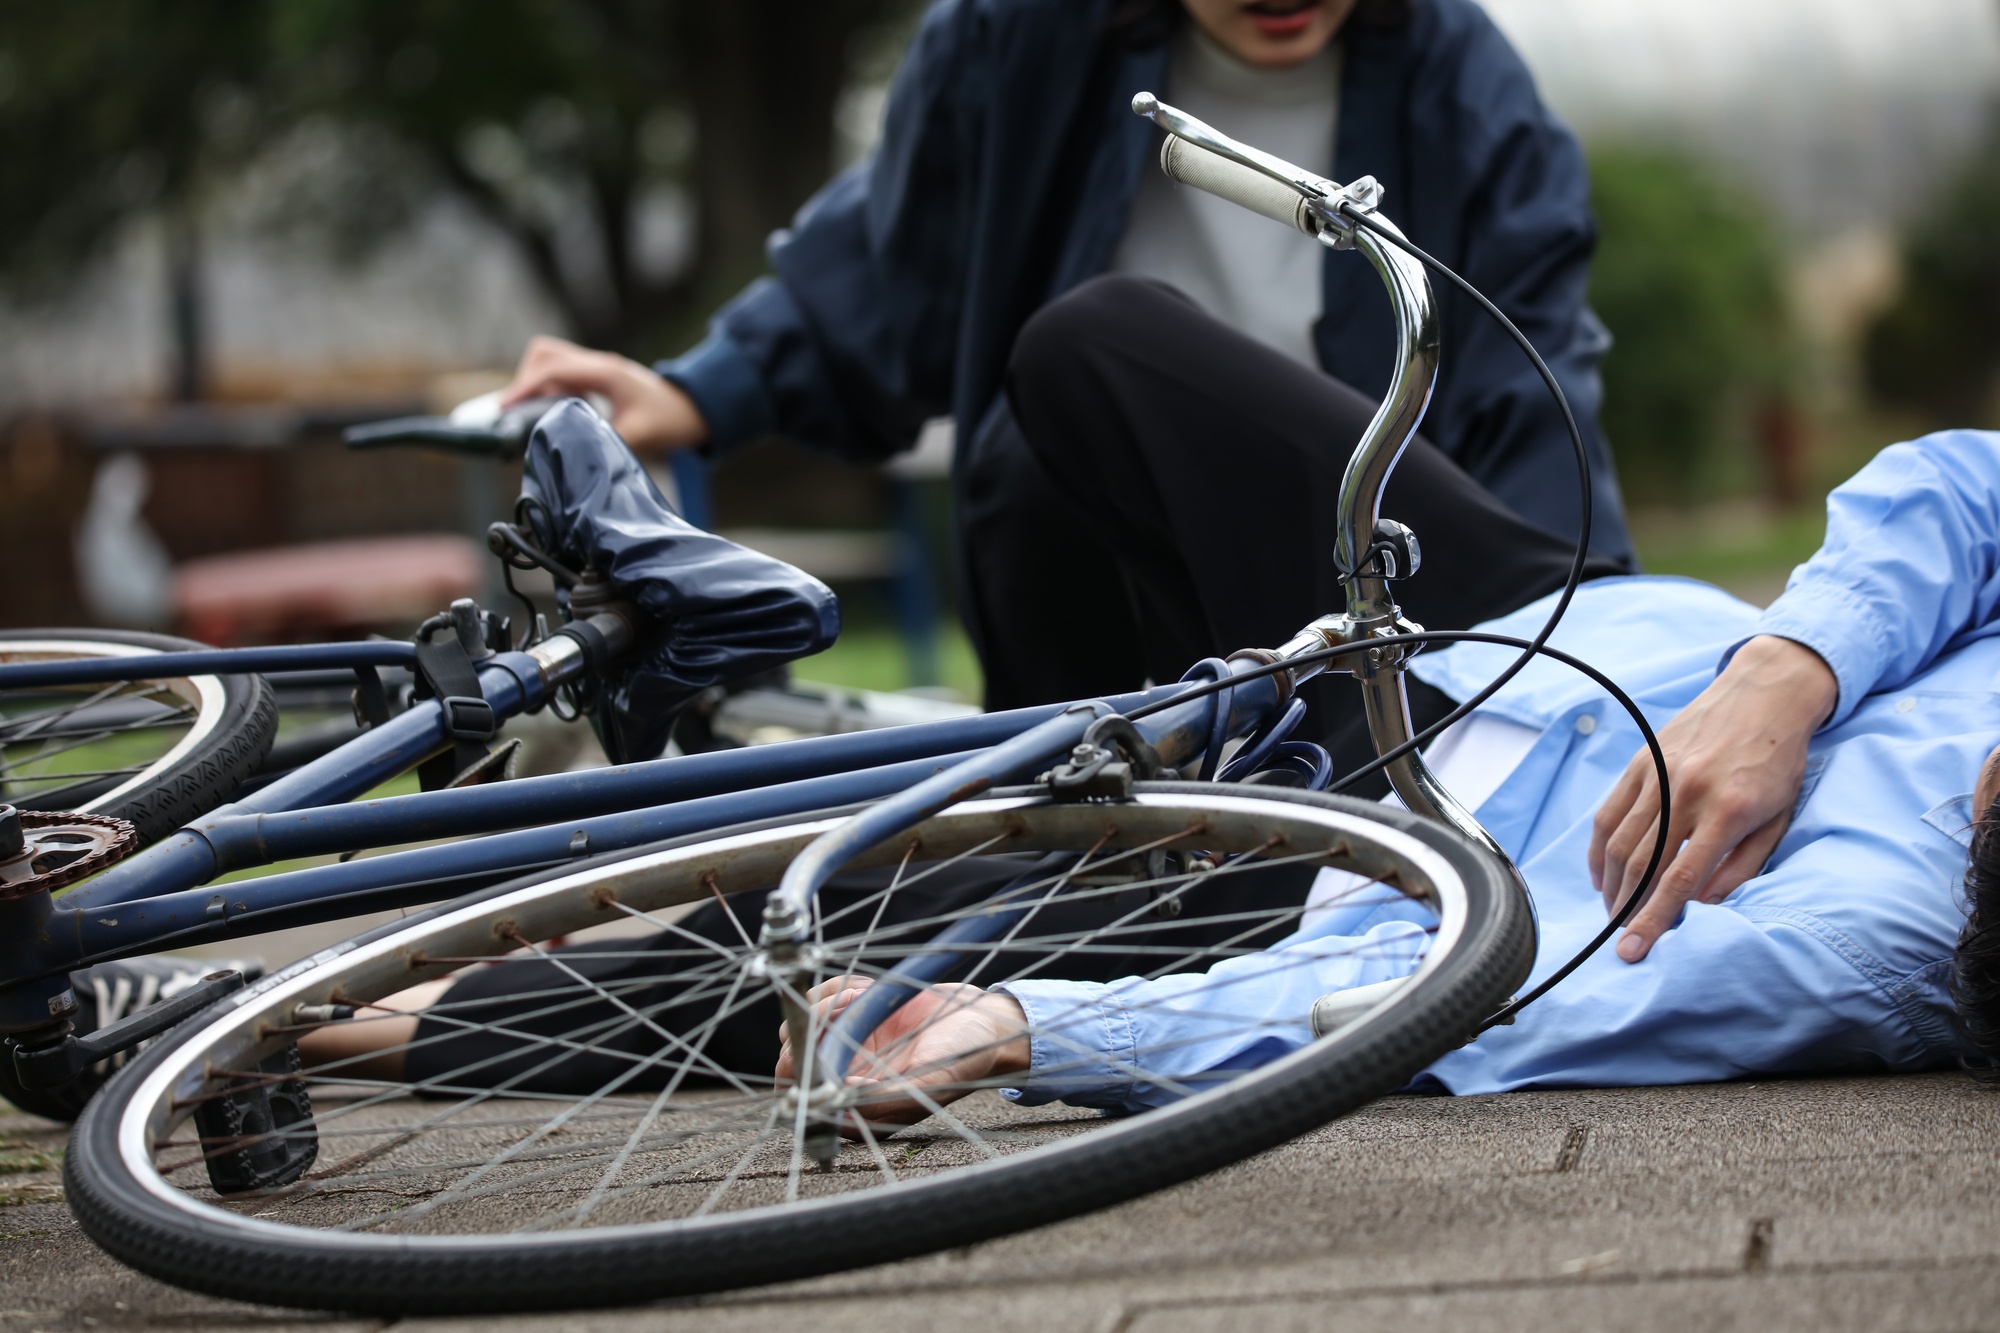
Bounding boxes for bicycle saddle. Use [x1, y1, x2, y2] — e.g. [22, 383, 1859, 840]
[522, 399, 840, 763]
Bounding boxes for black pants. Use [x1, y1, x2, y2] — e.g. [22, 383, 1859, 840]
[408, 278, 1625, 1094]
[960, 275, 1626, 794]
[408, 856, 1316, 1093]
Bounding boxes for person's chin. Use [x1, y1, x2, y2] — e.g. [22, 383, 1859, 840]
[1234, 18, 1337, 66]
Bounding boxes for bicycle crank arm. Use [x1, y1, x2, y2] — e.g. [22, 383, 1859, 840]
[11, 968, 247, 1091]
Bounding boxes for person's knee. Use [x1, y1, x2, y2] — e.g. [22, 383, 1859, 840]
[1009, 274, 1196, 408]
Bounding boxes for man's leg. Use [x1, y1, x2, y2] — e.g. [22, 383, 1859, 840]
[957, 409, 1148, 712]
[1006, 274, 1628, 789]
[327, 857, 1317, 1092]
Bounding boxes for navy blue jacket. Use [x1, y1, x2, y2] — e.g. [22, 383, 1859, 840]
[658, 0, 1632, 560]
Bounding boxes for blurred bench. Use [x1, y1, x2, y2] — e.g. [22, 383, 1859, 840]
[174, 535, 483, 646]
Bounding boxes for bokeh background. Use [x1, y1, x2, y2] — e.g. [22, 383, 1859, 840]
[3, 0, 1998, 701]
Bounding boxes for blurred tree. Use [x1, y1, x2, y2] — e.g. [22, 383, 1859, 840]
[0, 1, 271, 398]
[0, 0, 915, 393]
[1863, 111, 2000, 426]
[1587, 146, 1790, 506]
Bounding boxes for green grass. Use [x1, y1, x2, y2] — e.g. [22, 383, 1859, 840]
[793, 620, 984, 702]
[1630, 503, 1829, 596]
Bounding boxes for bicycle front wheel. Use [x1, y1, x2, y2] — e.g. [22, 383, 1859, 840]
[67, 783, 1531, 1314]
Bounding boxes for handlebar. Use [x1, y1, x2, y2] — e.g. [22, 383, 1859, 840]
[343, 419, 523, 459]
[1137, 92, 1508, 883]
[1159, 136, 1321, 236]
[341, 395, 571, 461]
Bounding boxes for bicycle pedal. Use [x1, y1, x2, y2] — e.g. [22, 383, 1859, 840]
[194, 1044, 318, 1195]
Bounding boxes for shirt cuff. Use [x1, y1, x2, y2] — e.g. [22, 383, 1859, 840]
[653, 329, 776, 460]
[1726, 581, 1885, 730]
[991, 979, 1144, 1109]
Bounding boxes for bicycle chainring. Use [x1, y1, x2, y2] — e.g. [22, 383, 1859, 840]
[0, 807, 138, 898]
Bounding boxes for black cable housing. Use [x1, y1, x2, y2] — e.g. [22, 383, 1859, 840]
[1130, 205, 1669, 1029]
[1127, 631, 1672, 1030]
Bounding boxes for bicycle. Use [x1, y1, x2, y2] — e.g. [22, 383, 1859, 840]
[3, 99, 1671, 1314]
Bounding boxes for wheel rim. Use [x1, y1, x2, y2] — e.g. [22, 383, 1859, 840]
[111, 791, 1467, 1245]
[0, 640, 228, 815]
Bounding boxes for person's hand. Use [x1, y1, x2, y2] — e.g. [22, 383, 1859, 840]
[774, 977, 1032, 1130]
[1589, 634, 1838, 963]
[498, 334, 708, 454]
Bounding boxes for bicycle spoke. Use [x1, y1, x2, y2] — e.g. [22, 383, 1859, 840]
[130, 789, 1461, 1248]
[555, 965, 755, 1229]
[0, 681, 150, 744]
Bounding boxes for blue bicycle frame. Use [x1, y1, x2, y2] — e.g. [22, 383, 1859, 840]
[0, 99, 1529, 1081]
[0, 626, 1288, 1031]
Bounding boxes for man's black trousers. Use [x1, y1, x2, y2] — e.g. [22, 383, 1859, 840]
[960, 274, 1626, 796]
[407, 276, 1630, 1093]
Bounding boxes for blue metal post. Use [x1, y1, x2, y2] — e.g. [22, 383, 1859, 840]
[667, 450, 712, 531]
[890, 477, 940, 688]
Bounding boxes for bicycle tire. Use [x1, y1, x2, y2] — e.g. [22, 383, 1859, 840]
[0, 629, 278, 845]
[67, 783, 1531, 1314]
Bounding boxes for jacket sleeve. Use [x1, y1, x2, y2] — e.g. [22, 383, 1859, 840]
[1738, 430, 2000, 727]
[1402, 3, 1630, 562]
[654, 2, 980, 464]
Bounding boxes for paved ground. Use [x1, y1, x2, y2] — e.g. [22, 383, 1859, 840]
[0, 1070, 1994, 1331]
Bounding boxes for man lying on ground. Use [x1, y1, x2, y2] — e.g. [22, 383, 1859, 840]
[765, 427, 2000, 1123]
[303, 428, 2000, 1128]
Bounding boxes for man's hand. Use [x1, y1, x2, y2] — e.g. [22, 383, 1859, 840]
[1589, 634, 1837, 962]
[774, 977, 1032, 1130]
[499, 335, 707, 454]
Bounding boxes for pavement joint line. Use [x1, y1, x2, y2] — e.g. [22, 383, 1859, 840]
[1106, 1250, 2000, 1319]
[677, 1249, 2000, 1319]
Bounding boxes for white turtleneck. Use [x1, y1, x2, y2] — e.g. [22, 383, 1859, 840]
[1110, 25, 1341, 368]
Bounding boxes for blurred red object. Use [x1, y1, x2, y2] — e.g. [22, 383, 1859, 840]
[174, 535, 483, 646]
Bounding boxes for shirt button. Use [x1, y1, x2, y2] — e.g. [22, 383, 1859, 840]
[1896, 697, 1917, 713]
[1574, 714, 1597, 735]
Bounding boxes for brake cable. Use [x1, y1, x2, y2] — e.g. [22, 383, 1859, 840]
[1128, 208, 1671, 1031]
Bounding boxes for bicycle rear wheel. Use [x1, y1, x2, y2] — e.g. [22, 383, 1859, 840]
[0, 630, 277, 844]
[67, 783, 1531, 1314]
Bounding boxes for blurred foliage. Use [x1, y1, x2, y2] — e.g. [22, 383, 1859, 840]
[0, 2, 265, 283]
[0, 0, 916, 358]
[1863, 109, 2000, 426]
[796, 617, 983, 702]
[1588, 146, 1790, 506]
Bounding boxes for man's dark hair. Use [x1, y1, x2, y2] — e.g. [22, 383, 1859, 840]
[1951, 794, 2000, 1075]
[1103, 0, 1414, 48]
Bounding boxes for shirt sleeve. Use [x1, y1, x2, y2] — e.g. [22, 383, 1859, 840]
[994, 907, 1432, 1114]
[653, 2, 978, 463]
[1730, 430, 2000, 728]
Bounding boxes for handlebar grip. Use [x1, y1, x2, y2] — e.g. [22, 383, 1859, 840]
[1159, 136, 1320, 237]
[343, 418, 522, 459]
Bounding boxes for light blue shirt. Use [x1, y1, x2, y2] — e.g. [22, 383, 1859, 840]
[1002, 429, 2000, 1110]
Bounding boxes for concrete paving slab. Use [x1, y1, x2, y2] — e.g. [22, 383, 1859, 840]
[1125, 1262, 2000, 1333]
[3, 1074, 1996, 1331]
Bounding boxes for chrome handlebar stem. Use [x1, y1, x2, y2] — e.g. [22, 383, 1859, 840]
[1332, 212, 1438, 624]
[1136, 97, 1519, 879]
